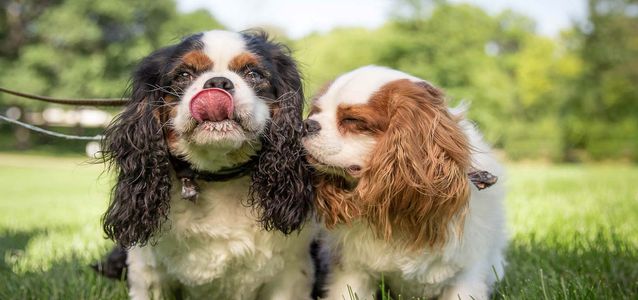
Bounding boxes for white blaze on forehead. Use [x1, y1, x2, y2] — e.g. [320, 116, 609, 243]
[321, 65, 423, 107]
[200, 30, 247, 72]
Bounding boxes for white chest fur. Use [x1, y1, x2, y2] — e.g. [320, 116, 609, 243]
[127, 177, 315, 300]
[325, 223, 461, 297]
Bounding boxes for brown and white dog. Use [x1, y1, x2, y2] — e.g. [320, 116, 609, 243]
[100, 30, 316, 300]
[302, 66, 506, 300]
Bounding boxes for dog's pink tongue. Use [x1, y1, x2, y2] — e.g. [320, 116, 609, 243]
[189, 88, 234, 122]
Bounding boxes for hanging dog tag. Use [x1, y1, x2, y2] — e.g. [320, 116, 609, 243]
[181, 177, 200, 201]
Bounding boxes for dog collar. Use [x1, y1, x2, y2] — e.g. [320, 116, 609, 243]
[169, 155, 258, 202]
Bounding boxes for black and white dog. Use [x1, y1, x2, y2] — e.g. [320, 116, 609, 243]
[95, 29, 316, 300]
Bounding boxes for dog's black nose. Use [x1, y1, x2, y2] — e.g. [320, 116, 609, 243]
[204, 77, 234, 92]
[303, 119, 321, 136]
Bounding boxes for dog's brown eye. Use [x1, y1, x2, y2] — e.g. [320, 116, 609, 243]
[245, 70, 264, 83]
[341, 117, 364, 125]
[178, 71, 193, 81]
[243, 67, 264, 84]
[340, 117, 374, 134]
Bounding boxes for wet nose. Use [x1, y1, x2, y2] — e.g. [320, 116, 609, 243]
[303, 119, 321, 136]
[204, 77, 234, 92]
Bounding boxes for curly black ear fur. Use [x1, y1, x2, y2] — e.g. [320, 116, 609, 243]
[101, 59, 171, 248]
[101, 35, 202, 248]
[243, 31, 314, 234]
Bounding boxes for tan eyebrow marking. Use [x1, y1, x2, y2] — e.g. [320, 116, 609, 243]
[181, 51, 213, 72]
[229, 52, 259, 71]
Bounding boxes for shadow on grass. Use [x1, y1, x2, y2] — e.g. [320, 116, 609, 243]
[0, 229, 127, 300]
[0, 257, 128, 300]
[377, 232, 637, 300]
[0, 229, 41, 270]
[494, 232, 638, 299]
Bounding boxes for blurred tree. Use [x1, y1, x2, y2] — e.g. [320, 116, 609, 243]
[379, 3, 512, 144]
[568, 0, 638, 160]
[0, 0, 222, 149]
[294, 1, 607, 161]
[295, 28, 392, 96]
[0, 0, 60, 59]
[2, 0, 636, 161]
[0, 0, 222, 106]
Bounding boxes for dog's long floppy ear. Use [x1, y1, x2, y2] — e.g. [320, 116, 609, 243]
[101, 47, 176, 249]
[246, 32, 314, 234]
[314, 174, 361, 228]
[356, 79, 472, 249]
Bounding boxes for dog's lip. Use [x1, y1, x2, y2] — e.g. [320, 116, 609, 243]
[346, 164, 362, 175]
[197, 119, 240, 132]
[307, 154, 359, 189]
[199, 118, 238, 126]
[306, 154, 363, 178]
[190, 114, 250, 132]
[306, 154, 325, 166]
[306, 154, 343, 171]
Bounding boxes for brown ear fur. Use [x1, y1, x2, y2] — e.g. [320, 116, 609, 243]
[315, 174, 361, 228]
[356, 79, 472, 248]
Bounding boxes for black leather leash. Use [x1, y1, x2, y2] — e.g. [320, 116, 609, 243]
[0, 86, 128, 106]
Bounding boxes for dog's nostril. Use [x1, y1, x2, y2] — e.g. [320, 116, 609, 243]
[303, 119, 321, 136]
[204, 77, 234, 92]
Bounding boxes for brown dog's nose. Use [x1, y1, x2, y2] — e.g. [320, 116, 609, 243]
[303, 119, 321, 136]
[204, 77, 234, 92]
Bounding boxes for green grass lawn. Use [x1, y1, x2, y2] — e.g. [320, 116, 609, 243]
[0, 153, 636, 299]
[0, 153, 127, 299]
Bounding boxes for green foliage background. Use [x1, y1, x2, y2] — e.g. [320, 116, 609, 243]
[1, 0, 637, 162]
